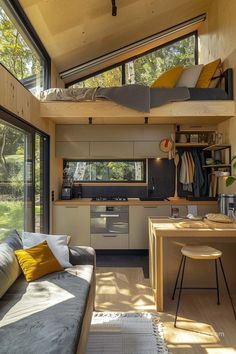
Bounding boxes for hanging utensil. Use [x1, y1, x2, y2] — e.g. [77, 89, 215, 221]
[159, 138, 174, 160]
[174, 152, 180, 198]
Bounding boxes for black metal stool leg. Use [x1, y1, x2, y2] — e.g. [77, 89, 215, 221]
[219, 258, 236, 319]
[215, 259, 220, 305]
[172, 255, 184, 300]
[174, 256, 186, 327]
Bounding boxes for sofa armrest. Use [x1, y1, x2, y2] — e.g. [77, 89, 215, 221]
[69, 246, 96, 266]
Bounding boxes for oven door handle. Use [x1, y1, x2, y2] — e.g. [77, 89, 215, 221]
[100, 214, 120, 218]
[103, 235, 118, 237]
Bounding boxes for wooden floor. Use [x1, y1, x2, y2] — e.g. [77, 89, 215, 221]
[95, 267, 236, 354]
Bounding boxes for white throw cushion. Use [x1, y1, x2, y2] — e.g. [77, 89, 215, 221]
[176, 64, 204, 87]
[22, 232, 72, 268]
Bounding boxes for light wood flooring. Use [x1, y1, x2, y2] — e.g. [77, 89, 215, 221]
[95, 267, 236, 354]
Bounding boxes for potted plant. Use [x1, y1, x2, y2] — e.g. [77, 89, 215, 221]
[226, 155, 236, 186]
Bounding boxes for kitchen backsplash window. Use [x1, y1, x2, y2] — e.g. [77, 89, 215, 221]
[63, 160, 146, 183]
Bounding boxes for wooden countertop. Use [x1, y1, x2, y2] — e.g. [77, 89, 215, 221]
[149, 217, 236, 237]
[149, 217, 236, 311]
[54, 198, 218, 206]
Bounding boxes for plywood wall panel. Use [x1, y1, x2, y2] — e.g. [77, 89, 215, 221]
[198, 0, 236, 194]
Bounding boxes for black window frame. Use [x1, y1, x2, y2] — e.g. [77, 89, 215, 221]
[1, 0, 51, 90]
[63, 159, 147, 184]
[0, 105, 50, 233]
[67, 31, 198, 88]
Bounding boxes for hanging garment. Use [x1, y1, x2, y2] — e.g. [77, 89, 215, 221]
[199, 150, 208, 196]
[180, 152, 188, 189]
[180, 152, 195, 191]
[186, 152, 195, 192]
[192, 150, 205, 198]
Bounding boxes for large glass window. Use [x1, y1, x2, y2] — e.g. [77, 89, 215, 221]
[0, 0, 49, 96]
[69, 33, 196, 88]
[0, 111, 49, 242]
[0, 120, 26, 241]
[125, 35, 196, 86]
[64, 160, 146, 183]
[72, 66, 122, 88]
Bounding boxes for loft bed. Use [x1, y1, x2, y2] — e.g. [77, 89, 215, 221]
[40, 69, 235, 125]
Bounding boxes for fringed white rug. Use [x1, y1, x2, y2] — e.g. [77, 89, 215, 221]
[86, 312, 170, 354]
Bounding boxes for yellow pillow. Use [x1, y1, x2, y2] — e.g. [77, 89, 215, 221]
[196, 58, 221, 88]
[15, 241, 63, 282]
[151, 66, 184, 88]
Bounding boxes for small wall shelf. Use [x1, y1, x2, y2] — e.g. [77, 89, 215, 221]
[175, 143, 209, 148]
[203, 164, 231, 168]
[203, 144, 231, 151]
[203, 144, 231, 174]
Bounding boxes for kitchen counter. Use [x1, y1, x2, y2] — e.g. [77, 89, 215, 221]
[54, 198, 218, 206]
[149, 217, 236, 311]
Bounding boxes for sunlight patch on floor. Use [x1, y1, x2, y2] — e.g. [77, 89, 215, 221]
[205, 347, 236, 354]
[95, 267, 156, 312]
[164, 318, 219, 344]
[95, 267, 236, 353]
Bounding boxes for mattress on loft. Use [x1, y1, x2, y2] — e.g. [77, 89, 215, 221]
[188, 88, 229, 100]
[40, 86, 230, 113]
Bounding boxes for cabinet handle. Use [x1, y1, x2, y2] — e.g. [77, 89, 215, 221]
[100, 214, 119, 218]
[103, 235, 117, 237]
[65, 206, 78, 209]
[143, 206, 158, 209]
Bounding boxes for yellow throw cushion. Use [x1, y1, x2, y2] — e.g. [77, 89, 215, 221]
[151, 66, 184, 88]
[196, 58, 221, 88]
[15, 241, 63, 282]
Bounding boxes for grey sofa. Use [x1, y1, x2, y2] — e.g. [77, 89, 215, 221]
[0, 231, 96, 354]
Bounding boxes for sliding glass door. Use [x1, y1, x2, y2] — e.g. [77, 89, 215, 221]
[0, 109, 49, 241]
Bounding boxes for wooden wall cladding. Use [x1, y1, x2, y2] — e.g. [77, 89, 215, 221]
[0, 64, 48, 133]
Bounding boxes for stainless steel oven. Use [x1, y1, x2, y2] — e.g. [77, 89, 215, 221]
[90, 205, 129, 236]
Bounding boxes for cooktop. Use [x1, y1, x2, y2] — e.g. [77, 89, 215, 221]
[91, 196, 128, 202]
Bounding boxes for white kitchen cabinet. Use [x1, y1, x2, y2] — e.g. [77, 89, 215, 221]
[129, 205, 171, 249]
[56, 141, 90, 158]
[53, 205, 90, 246]
[91, 234, 129, 249]
[90, 141, 133, 158]
[133, 141, 167, 158]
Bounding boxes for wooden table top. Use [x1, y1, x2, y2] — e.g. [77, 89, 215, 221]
[149, 218, 236, 237]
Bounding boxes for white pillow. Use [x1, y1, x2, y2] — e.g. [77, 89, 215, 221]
[22, 232, 72, 268]
[176, 64, 204, 87]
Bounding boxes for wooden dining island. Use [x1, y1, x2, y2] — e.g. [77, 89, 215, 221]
[149, 217, 236, 312]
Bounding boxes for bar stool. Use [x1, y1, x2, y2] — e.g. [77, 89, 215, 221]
[172, 245, 236, 327]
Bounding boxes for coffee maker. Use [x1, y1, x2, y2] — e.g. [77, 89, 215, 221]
[61, 164, 73, 200]
[61, 186, 72, 200]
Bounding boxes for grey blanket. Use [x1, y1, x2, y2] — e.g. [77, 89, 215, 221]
[0, 265, 93, 354]
[40, 85, 190, 112]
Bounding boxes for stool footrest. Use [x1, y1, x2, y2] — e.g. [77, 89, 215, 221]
[176, 287, 217, 290]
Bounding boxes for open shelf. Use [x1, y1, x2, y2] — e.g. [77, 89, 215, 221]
[176, 130, 216, 134]
[175, 143, 209, 148]
[203, 164, 231, 168]
[203, 144, 231, 151]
